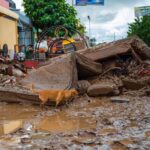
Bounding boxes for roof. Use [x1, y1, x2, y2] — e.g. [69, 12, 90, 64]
[6, 0, 16, 9]
[0, 5, 18, 19]
[13, 10, 32, 26]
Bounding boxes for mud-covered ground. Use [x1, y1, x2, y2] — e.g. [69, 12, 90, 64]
[0, 94, 150, 150]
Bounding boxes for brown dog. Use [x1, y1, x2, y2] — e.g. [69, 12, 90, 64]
[30, 84, 78, 106]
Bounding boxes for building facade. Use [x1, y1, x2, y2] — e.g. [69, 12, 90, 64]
[8, 0, 34, 49]
[0, 0, 18, 58]
[14, 10, 33, 48]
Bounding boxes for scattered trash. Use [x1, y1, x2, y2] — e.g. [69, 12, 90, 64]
[110, 97, 130, 103]
[21, 137, 31, 144]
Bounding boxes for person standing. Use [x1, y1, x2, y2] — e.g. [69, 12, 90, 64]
[17, 49, 25, 62]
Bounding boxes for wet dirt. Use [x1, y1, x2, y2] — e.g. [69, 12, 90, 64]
[0, 95, 150, 149]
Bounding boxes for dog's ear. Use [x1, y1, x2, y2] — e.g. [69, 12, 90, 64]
[72, 90, 78, 95]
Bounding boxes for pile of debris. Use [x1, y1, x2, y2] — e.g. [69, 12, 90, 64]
[79, 37, 150, 97]
[85, 60, 150, 97]
[0, 36, 149, 105]
[0, 56, 27, 87]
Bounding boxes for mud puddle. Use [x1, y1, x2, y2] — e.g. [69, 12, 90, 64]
[0, 103, 40, 121]
[0, 96, 150, 149]
[0, 103, 41, 135]
[36, 112, 96, 133]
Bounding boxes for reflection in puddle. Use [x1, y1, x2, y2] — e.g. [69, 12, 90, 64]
[0, 103, 40, 136]
[0, 103, 40, 120]
[37, 112, 96, 133]
[0, 120, 23, 135]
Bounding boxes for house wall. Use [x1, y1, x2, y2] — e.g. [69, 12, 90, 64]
[0, 0, 9, 9]
[0, 16, 18, 55]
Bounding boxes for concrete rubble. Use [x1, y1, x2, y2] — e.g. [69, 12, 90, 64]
[87, 83, 116, 96]
[0, 36, 149, 104]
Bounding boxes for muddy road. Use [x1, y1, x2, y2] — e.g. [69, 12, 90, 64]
[0, 95, 150, 150]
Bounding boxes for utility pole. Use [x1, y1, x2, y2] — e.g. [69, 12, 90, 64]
[114, 32, 116, 41]
[72, 0, 74, 6]
[87, 15, 91, 39]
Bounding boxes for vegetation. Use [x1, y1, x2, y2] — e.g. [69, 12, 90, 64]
[23, 0, 85, 36]
[128, 16, 150, 46]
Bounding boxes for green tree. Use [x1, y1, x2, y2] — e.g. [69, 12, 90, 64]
[127, 16, 150, 46]
[23, 0, 85, 36]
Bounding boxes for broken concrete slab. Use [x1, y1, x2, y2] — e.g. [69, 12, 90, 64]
[75, 53, 102, 79]
[0, 87, 41, 105]
[21, 53, 102, 90]
[21, 54, 78, 90]
[79, 36, 150, 61]
[131, 37, 150, 60]
[87, 83, 116, 97]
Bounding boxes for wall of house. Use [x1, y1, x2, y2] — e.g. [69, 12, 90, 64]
[0, 16, 18, 55]
[0, 0, 9, 9]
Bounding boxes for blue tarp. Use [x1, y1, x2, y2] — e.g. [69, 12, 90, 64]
[76, 0, 104, 5]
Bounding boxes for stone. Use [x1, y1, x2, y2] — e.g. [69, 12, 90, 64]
[113, 89, 120, 96]
[87, 83, 116, 97]
[77, 80, 91, 94]
[122, 78, 145, 90]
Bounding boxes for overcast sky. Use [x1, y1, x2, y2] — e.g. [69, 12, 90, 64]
[13, 0, 150, 43]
